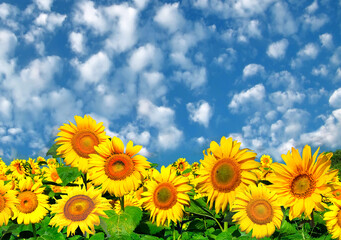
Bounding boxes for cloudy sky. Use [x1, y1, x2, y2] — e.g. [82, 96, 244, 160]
[0, 0, 341, 166]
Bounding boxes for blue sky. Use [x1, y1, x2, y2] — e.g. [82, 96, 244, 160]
[0, 0, 341, 166]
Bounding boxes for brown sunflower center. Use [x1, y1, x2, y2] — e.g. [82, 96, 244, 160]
[153, 182, 177, 210]
[64, 195, 95, 221]
[246, 199, 274, 225]
[291, 174, 316, 198]
[17, 191, 38, 214]
[71, 130, 99, 158]
[333, 189, 341, 200]
[179, 163, 184, 171]
[105, 154, 134, 180]
[0, 195, 5, 212]
[211, 158, 241, 193]
[0, 175, 7, 181]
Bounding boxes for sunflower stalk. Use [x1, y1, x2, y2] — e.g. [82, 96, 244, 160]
[32, 223, 37, 240]
[223, 221, 228, 232]
[120, 196, 125, 212]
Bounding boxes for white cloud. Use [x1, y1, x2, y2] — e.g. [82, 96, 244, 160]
[0, 3, 19, 30]
[187, 101, 213, 127]
[139, 71, 167, 100]
[133, 0, 150, 10]
[306, 0, 318, 13]
[214, 48, 237, 70]
[271, 2, 297, 35]
[331, 47, 341, 66]
[0, 97, 12, 120]
[228, 84, 265, 113]
[129, 44, 162, 72]
[329, 88, 341, 108]
[69, 32, 86, 54]
[267, 39, 288, 59]
[8, 128, 22, 135]
[270, 91, 305, 113]
[174, 67, 207, 90]
[34, 0, 53, 11]
[118, 124, 151, 146]
[300, 109, 341, 148]
[34, 12, 66, 31]
[268, 71, 298, 90]
[0, 29, 17, 59]
[298, 43, 319, 59]
[74, 51, 111, 84]
[154, 3, 185, 33]
[319, 33, 333, 49]
[312, 64, 328, 77]
[137, 99, 183, 150]
[196, 136, 206, 145]
[336, 68, 341, 81]
[243, 64, 265, 78]
[104, 4, 138, 53]
[302, 13, 328, 31]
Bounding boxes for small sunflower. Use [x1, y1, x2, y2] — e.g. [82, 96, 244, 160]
[111, 191, 142, 214]
[267, 146, 337, 220]
[174, 158, 189, 173]
[260, 155, 272, 167]
[194, 137, 260, 213]
[324, 199, 341, 240]
[0, 181, 18, 226]
[231, 183, 283, 239]
[88, 137, 150, 197]
[27, 158, 40, 175]
[12, 178, 49, 225]
[141, 166, 192, 226]
[49, 185, 111, 237]
[55, 115, 109, 173]
[9, 160, 27, 180]
[43, 166, 62, 184]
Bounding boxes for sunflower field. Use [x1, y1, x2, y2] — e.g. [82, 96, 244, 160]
[0, 115, 341, 240]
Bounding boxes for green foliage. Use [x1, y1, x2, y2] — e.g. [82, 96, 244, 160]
[56, 166, 82, 186]
[100, 207, 143, 239]
[46, 143, 61, 158]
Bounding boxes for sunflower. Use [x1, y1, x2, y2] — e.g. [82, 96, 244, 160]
[194, 137, 260, 213]
[231, 183, 283, 239]
[49, 185, 111, 237]
[141, 166, 192, 226]
[43, 166, 62, 184]
[174, 158, 189, 173]
[267, 146, 337, 220]
[111, 191, 142, 214]
[324, 199, 341, 240]
[27, 158, 40, 175]
[9, 159, 27, 180]
[55, 115, 109, 173]
[88, 137, 150, 197]
[0, 181, 18, 226]
[12, 178, 49, 225]
[260, 155, 272, 167]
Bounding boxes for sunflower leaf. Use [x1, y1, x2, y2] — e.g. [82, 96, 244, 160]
[89, 232, 105, 240]
[46, 143, 61, 158]
[56, 166, 82, 186]
[185, 198, 215, 219]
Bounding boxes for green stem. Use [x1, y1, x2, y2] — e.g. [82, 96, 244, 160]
[82, 173, 87, 189]
[213, 217, 224, 232]
[32, 223, 37, 240]
[120, 196, 125, 212]
[223, 221, 228, 232]
[172, 223, 176, 240]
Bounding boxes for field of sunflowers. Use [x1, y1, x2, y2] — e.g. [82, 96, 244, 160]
[0, 115, 341, 240]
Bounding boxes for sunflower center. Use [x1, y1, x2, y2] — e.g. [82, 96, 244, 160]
[246, 199, 274, 225]
[17, 191, 38, 214]
[0, 195, 5, 212]
[64, 195, 95, 221]
[211, 158, 241, 193]
[71, 130, 99, 158]
[153, 182, 177, 210]
[291, 174, 316, 198]
[179, 163, 184, 171]
[105, 154, 134, 180]
[51, 171, 59, 182]
[16, 163, 24, 174]
[333, 189, 341, 200]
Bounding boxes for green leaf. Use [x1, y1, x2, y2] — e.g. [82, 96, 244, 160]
[89, 232, 105, 240]
[140, 235, 162, 240]
[216, 232, 233, 240]
[46, 143, 61, 158]
[135, 221, 165, 235]
[278, 219, 297, 235]
[182, 168, 192, 175]
[56, 166, 82, 186]
[185, 198, 215, 219]
[150, 163, 158, 168]
[187, 219, 206, 232]
[100, 207, 143, 238]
